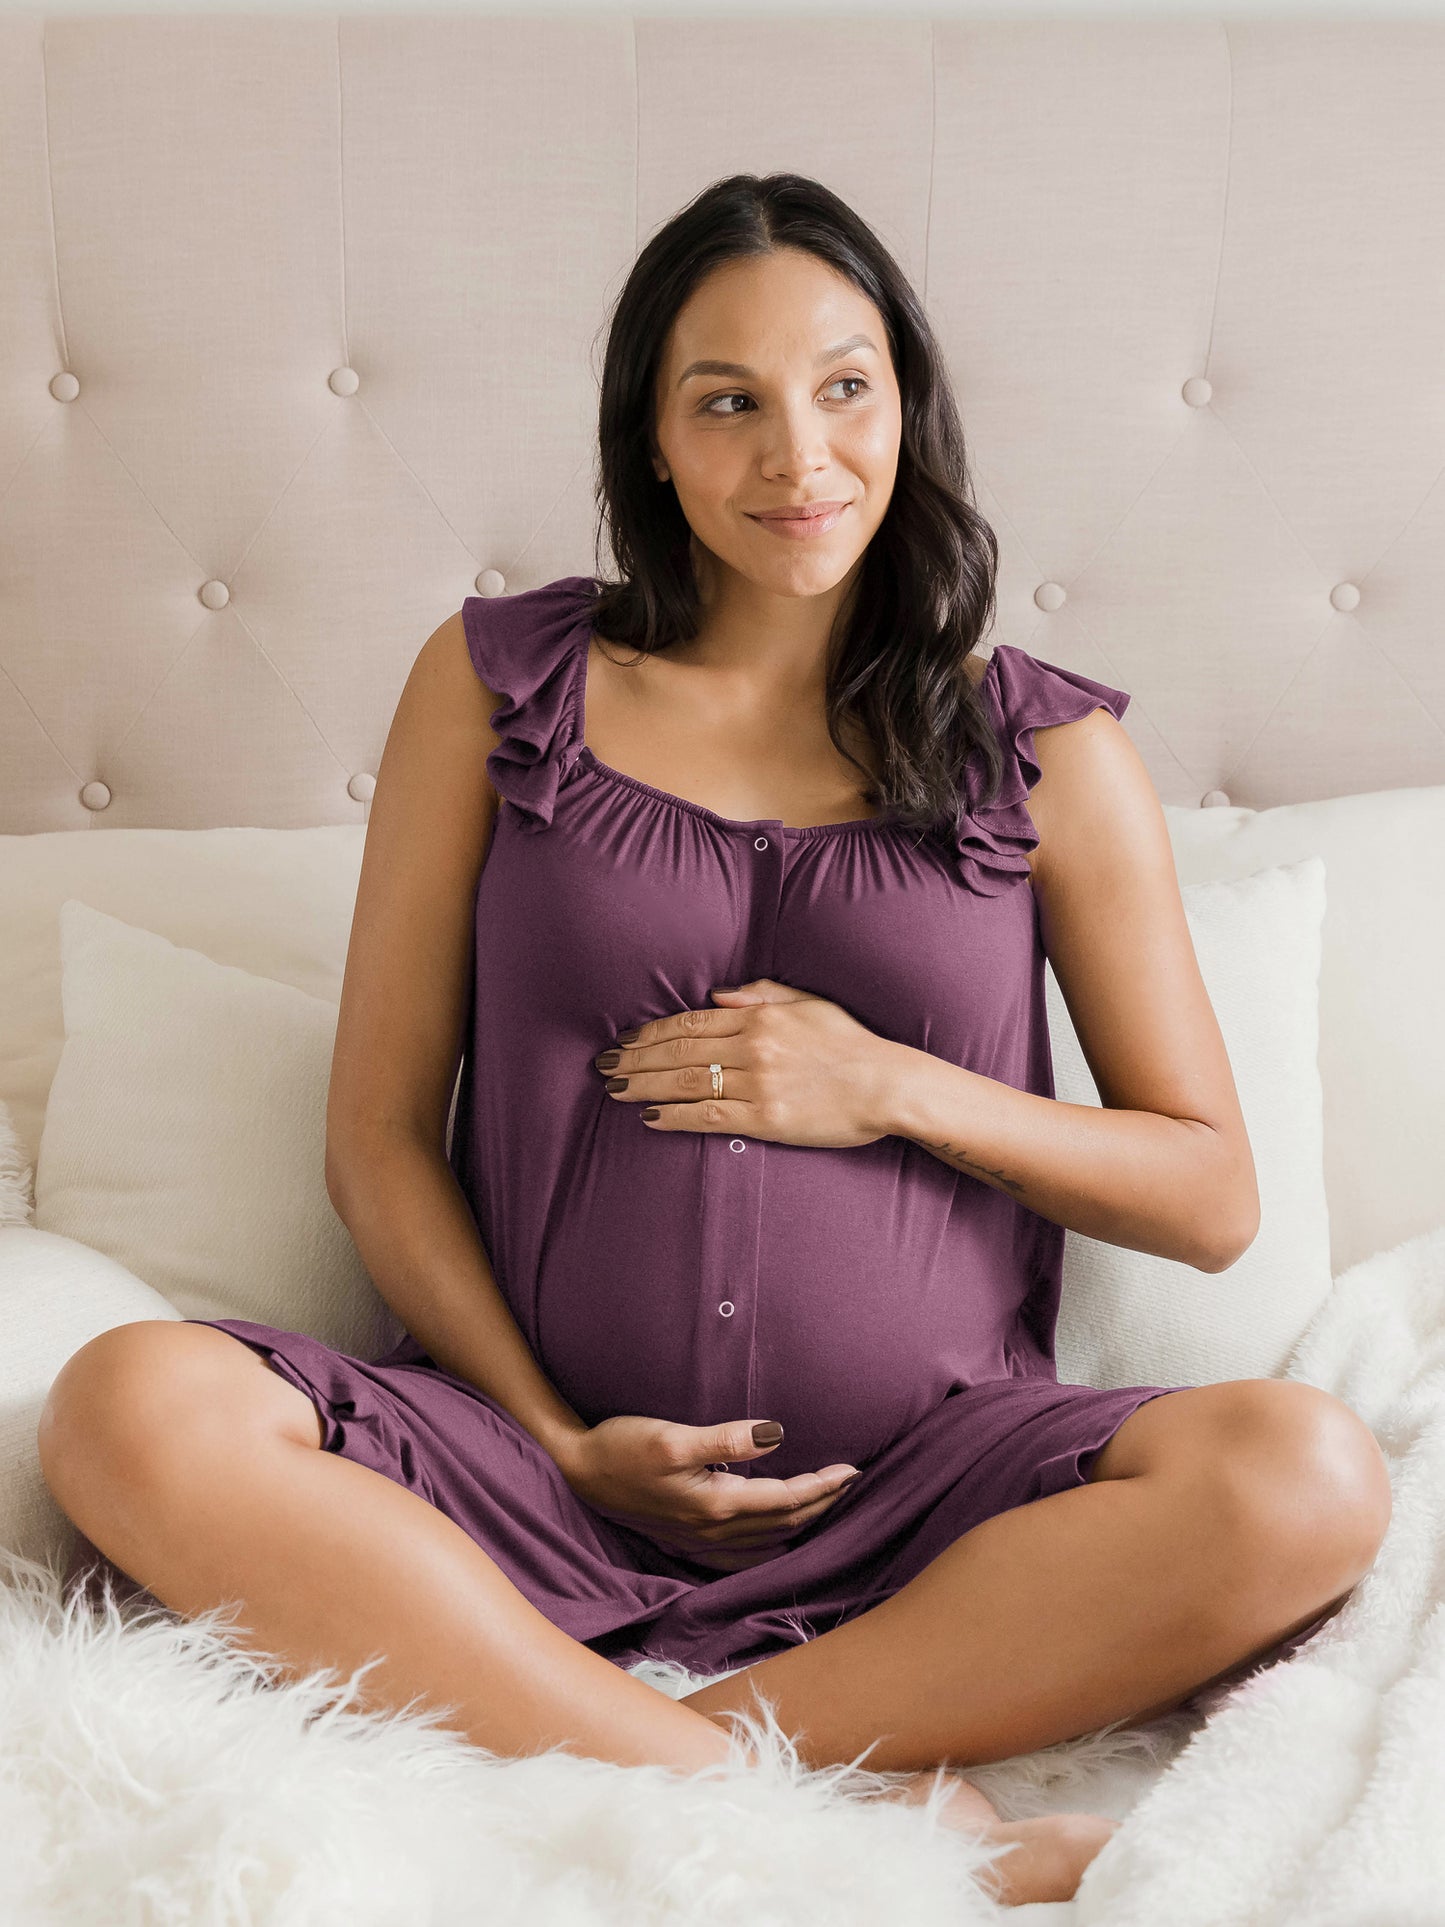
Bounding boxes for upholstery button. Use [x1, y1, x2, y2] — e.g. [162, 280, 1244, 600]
[753, 835, 769, 850]
[1330, 582, 1361, 612]
[79, 780, 111, 812]
[718, 1301, 735, 1317]
[50, 372, 80, 402]
[476, 569, 507, 597]
[1182, 376, 1213, 407]
[729, 1138, 745, 1152]
[348, 772, 376, 803]
[329, 366, 360, 396]
[199, 580, 229, 609]
[1201, 789, 1231, 808]
[1033, 581, 1066, 612]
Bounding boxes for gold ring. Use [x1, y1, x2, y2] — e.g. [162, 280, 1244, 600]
[710, 1062, 724, 1099]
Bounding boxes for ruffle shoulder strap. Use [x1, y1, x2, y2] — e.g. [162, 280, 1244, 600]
[950, 642, 1132, 896]
[460, 575, 597, 830]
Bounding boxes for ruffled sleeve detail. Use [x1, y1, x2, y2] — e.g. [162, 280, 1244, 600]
[949, 643, 1132, 896]
[460, 575, 598, 831]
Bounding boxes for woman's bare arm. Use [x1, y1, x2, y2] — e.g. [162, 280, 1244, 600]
[880, 708, 1259, 1272]
[324, 610, 590, 1461]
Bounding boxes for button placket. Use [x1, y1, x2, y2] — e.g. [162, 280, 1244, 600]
[689, 823, 785, 1433]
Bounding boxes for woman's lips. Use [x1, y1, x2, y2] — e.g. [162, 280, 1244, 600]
[747, 502, 850, 539]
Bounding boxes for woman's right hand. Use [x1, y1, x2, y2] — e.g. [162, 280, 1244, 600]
[552, 1415, 862, 1572]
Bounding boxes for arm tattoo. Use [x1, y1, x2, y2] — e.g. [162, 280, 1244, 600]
[916, 1138, 1029, 1199]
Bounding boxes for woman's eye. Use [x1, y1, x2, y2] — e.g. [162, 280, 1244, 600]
[700, 376, 869, 417]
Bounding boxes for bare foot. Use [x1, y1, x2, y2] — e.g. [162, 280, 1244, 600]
[890, 1767, 1003, 1830]
[889, 1771, 1119, 1906]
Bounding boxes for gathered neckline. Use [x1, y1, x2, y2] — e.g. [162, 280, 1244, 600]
[565, 600, 990, 840]
[572, 743, 891, 839]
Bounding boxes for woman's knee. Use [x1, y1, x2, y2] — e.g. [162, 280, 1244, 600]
[38, 1319, 322, 1520]
[1208, 1379, 1392, 1593]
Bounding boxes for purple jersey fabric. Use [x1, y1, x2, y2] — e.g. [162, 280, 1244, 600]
[66, 575, 1341, 1691]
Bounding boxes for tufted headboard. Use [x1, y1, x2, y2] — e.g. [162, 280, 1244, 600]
[3, 13, 1443, 834]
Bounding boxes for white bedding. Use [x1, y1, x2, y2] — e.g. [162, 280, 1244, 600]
[0, 1224, 1438, 1924]
[1072, 1220, 1445, 1923]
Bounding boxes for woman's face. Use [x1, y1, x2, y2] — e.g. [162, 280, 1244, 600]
[651, 247, 903, 603]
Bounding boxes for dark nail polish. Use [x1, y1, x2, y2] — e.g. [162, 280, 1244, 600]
[604, 1076, 628, 1092]
[752, 1421, 784, 1446]
[617, 1027, 640, 1044]
[641, 1107, 660, 1120]
[595, 1051, 621, 1070]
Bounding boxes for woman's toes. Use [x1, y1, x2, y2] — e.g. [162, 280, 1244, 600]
[892, 1768, 1001, 1830]
[882, 1777, 1120, 1904]
[976, 1812, 1120, 1907]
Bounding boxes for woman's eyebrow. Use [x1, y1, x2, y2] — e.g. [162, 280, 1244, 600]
[676, 334, 879, 386]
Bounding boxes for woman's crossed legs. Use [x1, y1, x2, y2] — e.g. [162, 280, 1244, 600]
[679, 1376, 1389, 1765]
[37, 1321, 1391, 1908]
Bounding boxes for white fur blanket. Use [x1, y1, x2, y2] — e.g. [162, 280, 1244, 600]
[1075, 1220, 1445, 1925]
[2, 1225, 1440, 1925]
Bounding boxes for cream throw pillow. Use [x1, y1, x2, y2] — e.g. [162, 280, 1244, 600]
[34, 900, 406, 1361]
[1053, 857, 1331, 1390]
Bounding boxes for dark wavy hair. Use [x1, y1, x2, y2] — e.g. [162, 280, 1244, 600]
[588, 171, 1006, 834]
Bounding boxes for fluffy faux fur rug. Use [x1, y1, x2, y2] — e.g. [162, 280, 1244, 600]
[1074, 1222, 1445, 1925]
[0, 1547, 1190, 1926]
[2, 1224, 1440, 1924]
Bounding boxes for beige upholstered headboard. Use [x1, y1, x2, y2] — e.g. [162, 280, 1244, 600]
[3, 13, 1442, 835]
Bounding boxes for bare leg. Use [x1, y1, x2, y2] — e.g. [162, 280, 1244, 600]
[37, 1324, 1213, 1908]
[39, 1321, 736, 1775]
[681, 1380, 1392, 1773]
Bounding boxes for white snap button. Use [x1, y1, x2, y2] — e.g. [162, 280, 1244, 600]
[753, 836, 768, 850]
[729, 1138, 745, 1153]
[718, 1301, 735, 1317]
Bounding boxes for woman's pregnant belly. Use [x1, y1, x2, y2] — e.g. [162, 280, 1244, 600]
[526, 1135, 1020, 1480]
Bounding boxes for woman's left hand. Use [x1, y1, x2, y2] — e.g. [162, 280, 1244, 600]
[592, 980, 906, 1149]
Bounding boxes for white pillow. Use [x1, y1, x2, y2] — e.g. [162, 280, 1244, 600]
[0, 1226, 182, 1571]
[0, 825, 366, 1193]
[1166, 786, 1445, 1276]
[1053, 857, 1331, 1390]
[34, 900, 406, 1361]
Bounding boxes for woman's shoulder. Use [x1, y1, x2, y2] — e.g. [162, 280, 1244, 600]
[457, 576, 599, 831]
[947, 644, 1133, 896]
[982, 641, 1131, 739]
[457, 576, 598, 690]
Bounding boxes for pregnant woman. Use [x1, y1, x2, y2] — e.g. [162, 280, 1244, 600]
[40, 174, 1390, 1906]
